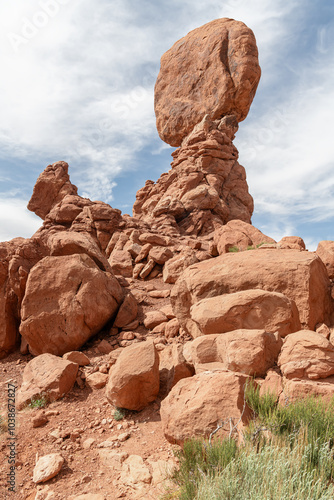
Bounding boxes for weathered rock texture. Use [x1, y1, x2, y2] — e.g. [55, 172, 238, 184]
[155, 18, 261, 146]
[278, 330, 334, 380]
[316, 241, 334, 279]
[17, 353, 78, 409]
[106, 341, 160, 410]
[171, 249, 332, 337]
[189, 289, 300, 338]
[183, 330, 282, 377]
[133, 116, 254, 236]
[160, 371, 252, 445]
[20, 254, 123, 355]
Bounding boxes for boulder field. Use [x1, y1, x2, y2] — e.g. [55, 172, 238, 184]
[1, 17, 334, 497]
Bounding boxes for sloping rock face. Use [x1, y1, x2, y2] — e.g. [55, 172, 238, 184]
[133, 115, 254, 236]
[214, 219, 276, 254]
[20, 254, 123, 356]
[155, 18, 261, 147]
[171, 249, 332, 336]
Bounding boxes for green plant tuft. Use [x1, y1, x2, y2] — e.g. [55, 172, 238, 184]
[228, 245, 239, 253]
[29, 394, 48, 409]
[113, 407, 127, 421]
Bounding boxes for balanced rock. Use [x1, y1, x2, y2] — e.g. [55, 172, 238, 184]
[183, 330, 282, 377]
[160, 371, 251, 445]
[189, 289, 300, 338]
[278, 330, 334, 380]
[17, 353, 78, 409]
[155, 18, 261, 146]
[106, 340, 159, 410]
[171, 249, 332, 336]
[20, 254, 123, 356]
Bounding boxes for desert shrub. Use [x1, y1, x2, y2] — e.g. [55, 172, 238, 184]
[165, 386, 334, 499]
[194, 436, 334, 500]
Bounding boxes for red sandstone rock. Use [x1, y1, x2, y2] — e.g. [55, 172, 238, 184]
[106, 341, 159, 410]
[20, 254, 123, 356]
[155, 18, 261, 146]
[108, 250, 133, 277]
[162, 248, 198, 284]
[259, 369, 283, 400]
[214, 220, 275, 254]
[159, 344, 194, 394]
[0, 237, 48, 358]
[183, 330, 282, 377]
[279, 376, 334, 404]
[113, 293, 138, 328]
[28, 161, 77, 219]
[189, 289, 300, 338]
[171, 249, 332, 336]
[278, 236, 306, 251]
[160, 371, 252, 445]
[63, 351, 90, 366]
[143, 310, 168, 330]
[278, 330, 334, 380]
[316, 240, 334, 279]
[17, 353, 78, 409]
[133, 116, 254, 236]
[47, 231, 110, 272]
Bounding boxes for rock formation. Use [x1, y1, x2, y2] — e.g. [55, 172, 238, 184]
[1, 18, 334, 498]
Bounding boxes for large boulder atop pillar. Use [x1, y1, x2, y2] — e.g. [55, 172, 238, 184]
[155, 18, 261, 147]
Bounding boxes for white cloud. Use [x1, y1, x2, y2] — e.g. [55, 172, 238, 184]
[0, 0, 333, 245]
[0, 197, 41, 242]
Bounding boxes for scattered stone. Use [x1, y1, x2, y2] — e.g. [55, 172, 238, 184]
[32, 411, 49, 428]
[120, 455, 152, 485]
[82, 438, 96, 450]
[86, 372, 109, 390]
[63, 351, 90, 366]
[164, 318, 180, 339]
[143, 311, 168, 329]
[113, 293, 138, 328]
[97, 340, 113, 354]
[33, 453, 64, 484]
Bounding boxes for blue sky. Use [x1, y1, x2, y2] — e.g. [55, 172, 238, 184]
[0, 0, 333, 249]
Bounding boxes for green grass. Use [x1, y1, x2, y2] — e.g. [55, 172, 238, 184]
[227, 245, 239, 253]
[165, 386, 334, 500]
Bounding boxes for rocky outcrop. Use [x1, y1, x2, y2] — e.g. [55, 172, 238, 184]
[160, 371, 252, 445]
[171, 249, 332, 336]
[20, 254, 123, 355]
[133, 115, 254, 236]
[17, 353, 78, 409]
[155, 18, 261, 146]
